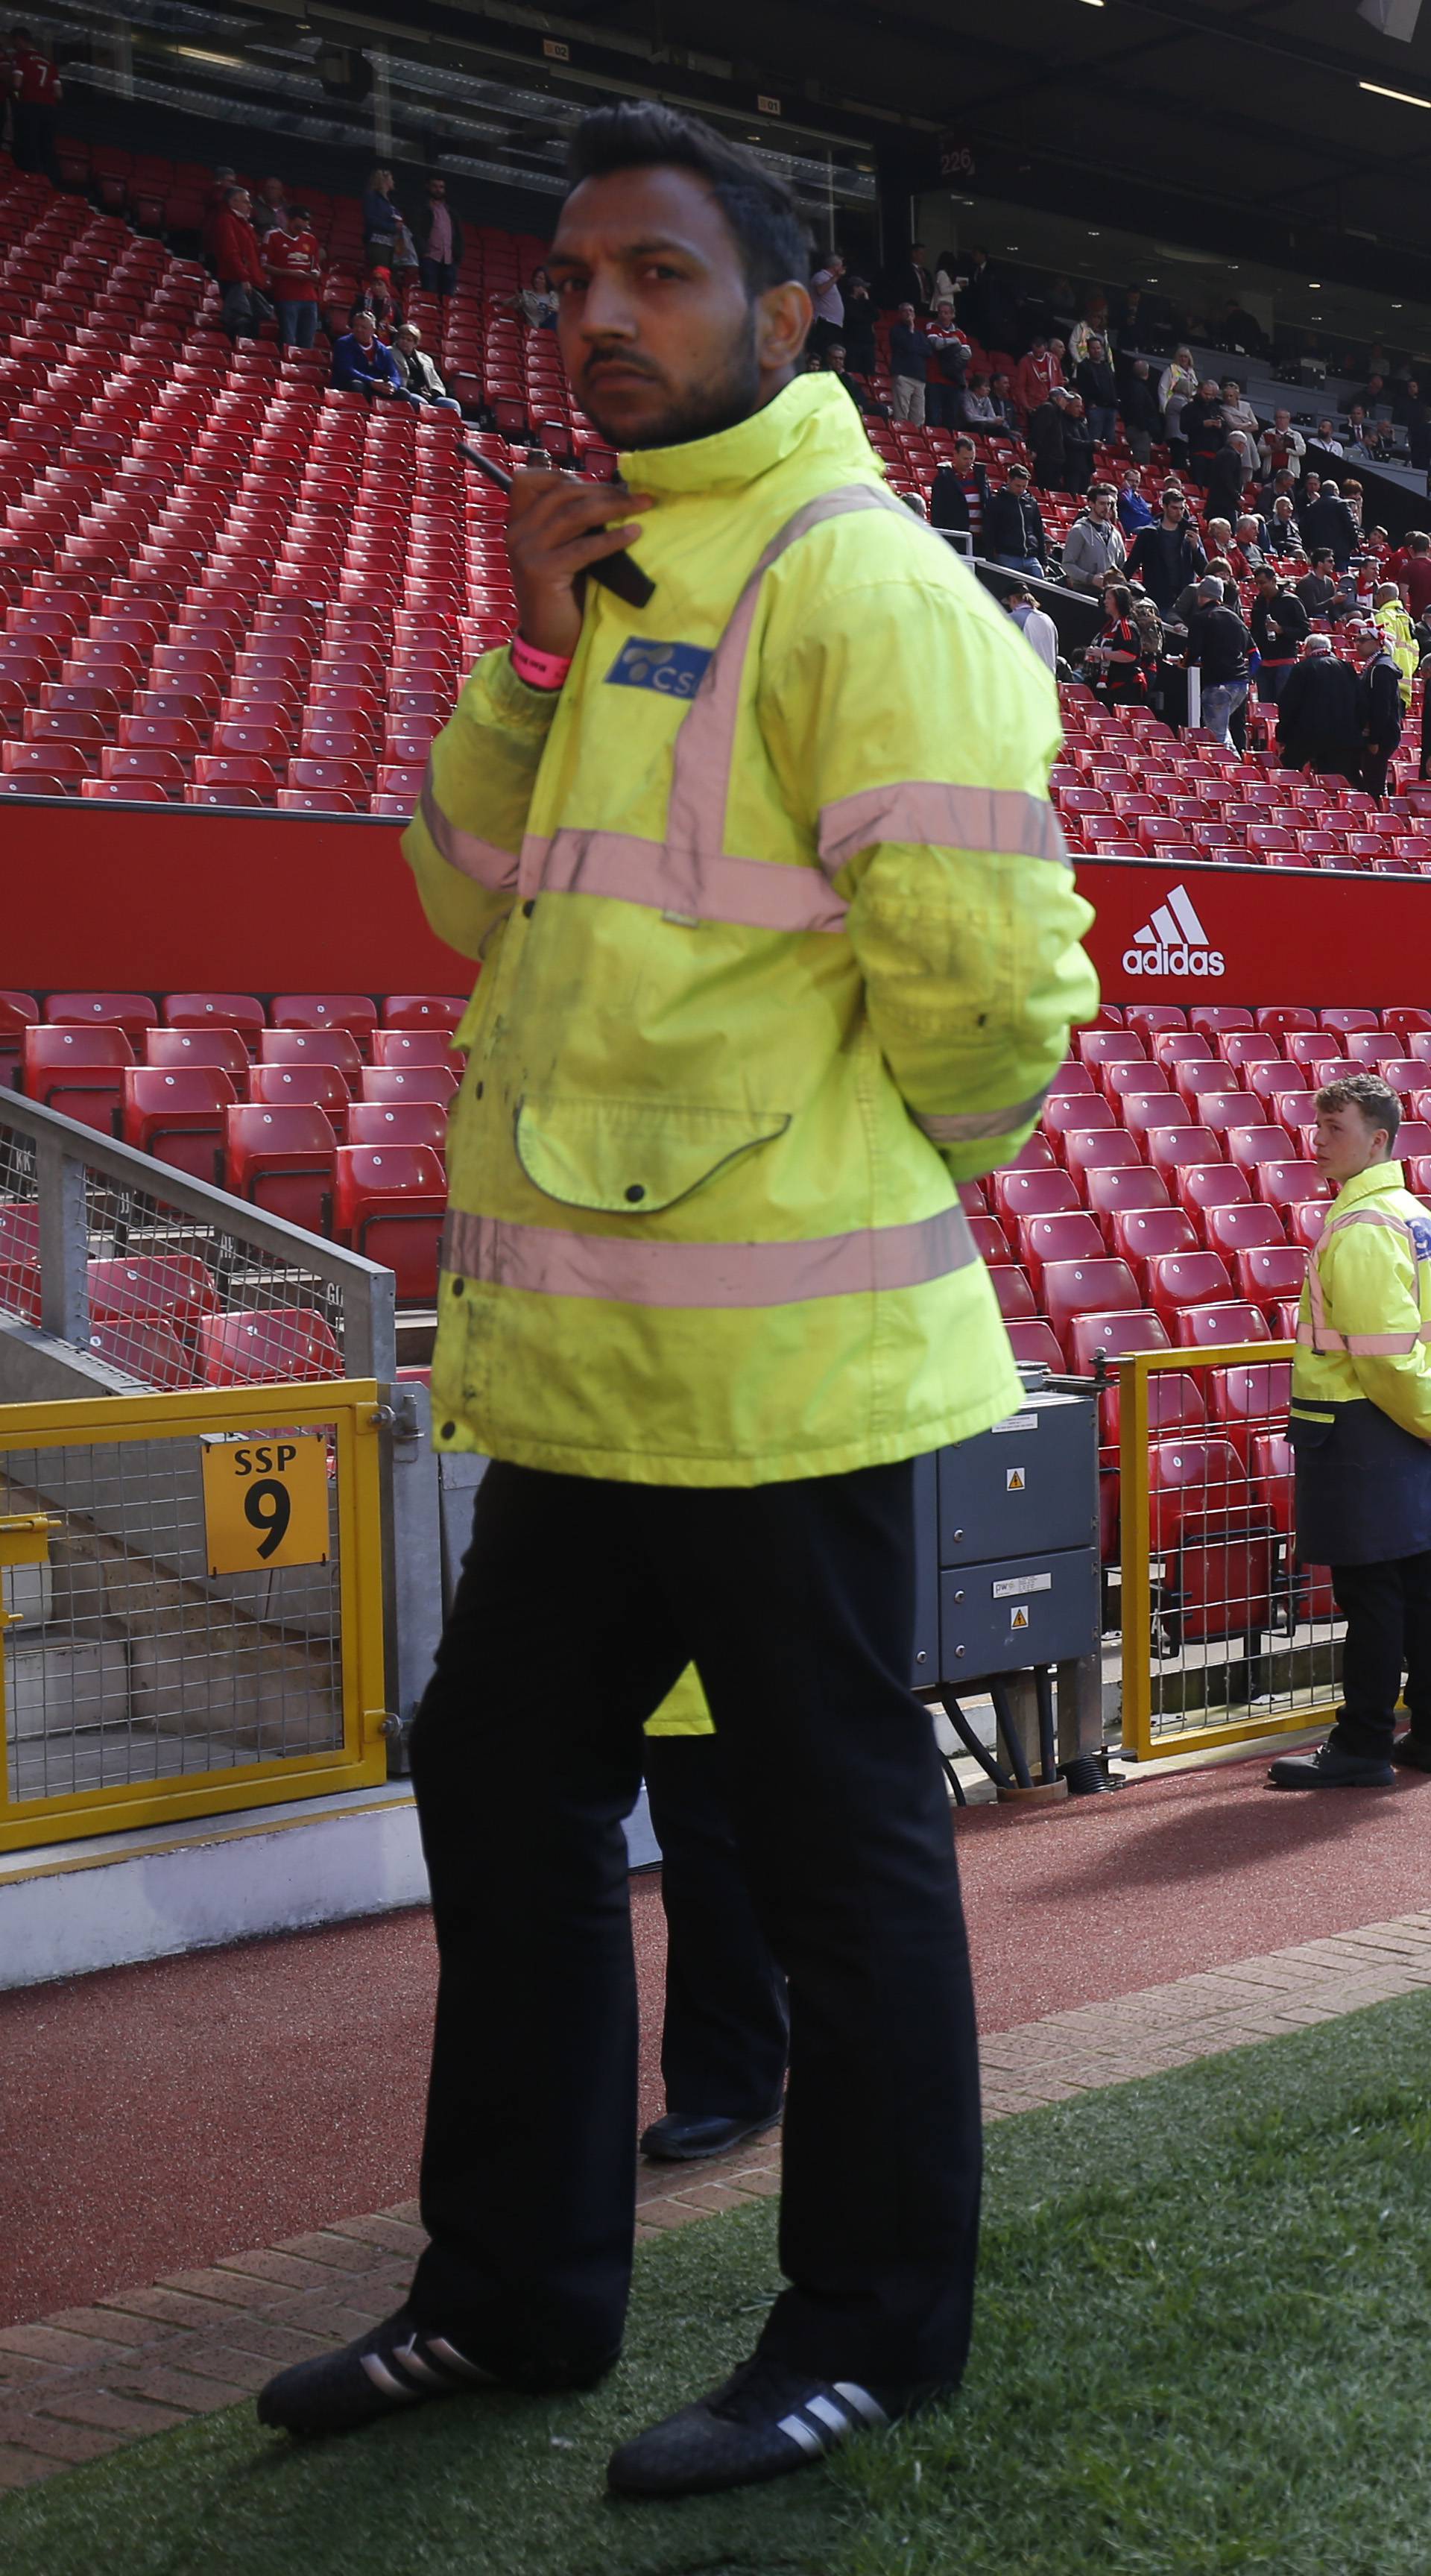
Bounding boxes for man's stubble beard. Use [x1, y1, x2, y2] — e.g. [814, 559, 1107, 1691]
[580, 310, 766, 452]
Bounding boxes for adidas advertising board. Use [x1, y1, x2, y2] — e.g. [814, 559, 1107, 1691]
[1122, 883, 1225, 979]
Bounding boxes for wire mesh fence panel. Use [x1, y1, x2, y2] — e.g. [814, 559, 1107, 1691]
[0, 1383, 388, 1848]
[1117, 1342, 1342, 1757]
[0, 1096, 394, 1389]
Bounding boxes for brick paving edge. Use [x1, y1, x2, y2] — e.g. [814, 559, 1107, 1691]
[6, 1905, 1431, 2493]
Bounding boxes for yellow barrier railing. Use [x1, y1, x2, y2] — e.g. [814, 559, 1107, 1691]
[1117, 1339, 1340, 1761]
[0, 1380, 388, 1852]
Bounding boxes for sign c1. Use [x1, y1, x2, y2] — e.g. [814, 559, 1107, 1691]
[939, 137, 976, 180]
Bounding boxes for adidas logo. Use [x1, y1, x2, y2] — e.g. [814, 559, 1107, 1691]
[1122, 883, 1225, 979]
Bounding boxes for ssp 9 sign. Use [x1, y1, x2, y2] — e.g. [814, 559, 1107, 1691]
[200, 1433, 331, 1576]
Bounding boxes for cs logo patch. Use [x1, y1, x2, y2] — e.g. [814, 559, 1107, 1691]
[605, 637, 713, 698]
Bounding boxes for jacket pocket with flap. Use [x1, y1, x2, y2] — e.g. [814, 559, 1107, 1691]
[514, 1096, 790, 1216]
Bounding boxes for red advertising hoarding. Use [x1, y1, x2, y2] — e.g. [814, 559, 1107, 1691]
[3, 800, 1427, 1012]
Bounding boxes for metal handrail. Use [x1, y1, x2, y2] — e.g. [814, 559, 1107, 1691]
[0, 1089, 397, 1381]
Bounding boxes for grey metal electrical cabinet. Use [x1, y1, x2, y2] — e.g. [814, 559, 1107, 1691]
[912, 1386, 1101, 1691]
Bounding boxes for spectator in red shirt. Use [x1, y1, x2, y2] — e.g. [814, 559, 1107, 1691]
[1389, 531, 1431, 622]
[1012, 335, 1062, 426]
[201, 166, 238, 261]
[210, 186, 268, 342]
[10, 25, 60, 174]
[265, 204, 320, 350]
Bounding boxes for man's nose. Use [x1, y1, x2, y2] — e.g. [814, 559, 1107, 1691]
[576, 274, 639, 342]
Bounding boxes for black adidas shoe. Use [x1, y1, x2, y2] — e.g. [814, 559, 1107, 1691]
[607, 2352, 941, 2499]
[256, 2307, 614, 2440]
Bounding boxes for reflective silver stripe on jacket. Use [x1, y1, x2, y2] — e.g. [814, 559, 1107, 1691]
[440, 1202, 979, 1308]
[914, 1087, 1051, 1145]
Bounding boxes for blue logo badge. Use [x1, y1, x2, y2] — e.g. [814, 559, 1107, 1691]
[605, 637, 713, 699]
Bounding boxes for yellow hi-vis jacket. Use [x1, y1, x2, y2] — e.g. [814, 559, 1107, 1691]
[1374, 598, 1418, 708]
[1291, 1161, 1431, 1563]
[402, 375, 1098, 1486]
[645, 1665, 712, 1738]
[1293, 1161, 1431, 1431]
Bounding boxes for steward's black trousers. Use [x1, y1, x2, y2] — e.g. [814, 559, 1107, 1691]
[407, 1457, 982, 2390]
[1330, 1553, 1431, 1754]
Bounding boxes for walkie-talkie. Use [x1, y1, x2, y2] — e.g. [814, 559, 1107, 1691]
[459, 441, 655, 610]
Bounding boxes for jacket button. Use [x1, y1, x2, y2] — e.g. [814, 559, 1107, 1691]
[475, 1081, 483, 1099]
[452, 1278, 464, 1297]
[625, 1183, 645, 1202]
[522, 899, 535, 917]
[441, 1421, 455, 1438]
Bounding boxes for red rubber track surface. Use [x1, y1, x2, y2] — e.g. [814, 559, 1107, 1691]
[3, 1755, 1427, 2328]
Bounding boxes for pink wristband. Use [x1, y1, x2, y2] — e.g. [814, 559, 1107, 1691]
[511, 634, 572, 692]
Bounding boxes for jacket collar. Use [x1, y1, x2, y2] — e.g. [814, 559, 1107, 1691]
[1332, 1160, 1406, 1214]
[619, 373, 877, 499]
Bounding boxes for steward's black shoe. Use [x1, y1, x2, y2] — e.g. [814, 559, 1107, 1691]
[639, 2109, 782, 2163]
[1392, 1732, 1431, 1772]
[256, 2307, 614, 2439]
[607, 2352, 943, 2499]
[1268, 1739, 1394, 1789]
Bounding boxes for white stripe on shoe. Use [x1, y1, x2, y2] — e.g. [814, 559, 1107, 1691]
[833, 2381, 890, 2428]
[360, 2354, 425, 2402]
[426, 2337, 495, 2384]
[776, 2381, 888, 2457]
[776, 2412, 828, 2457]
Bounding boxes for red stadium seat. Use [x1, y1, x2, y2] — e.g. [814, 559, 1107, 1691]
[1172, 1300, 1272, 1349]
[1149, 1127, 1222, 1185]
[271, 994, 381, 1049]
[45, 990, 157, 1041]
[992, 1167, 1081, 1226]
[382, 995, 466, 1032]
[359, 1065, 460, 1105]
[85, 1316, 192, 1390]
[22, 1024, 132, 1128]
[224, 1104, 337, 1233]
[1287, 1199, 1330, 1253]
[1066, 1129, 1142, 1193]
[164, 992, 266, 1041]
[1016, 1210, 1103, 1289]
[987, 1265, 1037, 1323]
[198, 1307, 343, 1386]
[332, 1145, 447, 1300]
[258, 1026, 364, 1087]
[1147, 1251, 1235, 1330]
[1110, 1206, 1198, 1291]
[86, 1256, 220, 1346]
[1207, 1360, 1294, 1464]
[1099, 1367, 1205, 1453]
[345, 1100, 449, 1152]
[1043, 1094, 1114, 1158]
[1086, 1169, 1173, 1246]
[1003, 1319, 1065, 1372]
[247, 1062, 351, 1121]
[1065, 1307, 1170, 1375]
[1203, 1203, 1287, 1260]
[120, 1066, 236, 1179]
[145, 1027, 250, 1078]
[1257, 1160, 1327, 1213]
[969, 1213, 1013, 1264]
[1042, 1257, 1140, 1357]
[1234, 1243, 1307, 1319]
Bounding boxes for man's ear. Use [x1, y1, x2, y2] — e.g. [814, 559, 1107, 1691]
[756, 280, 812, 375]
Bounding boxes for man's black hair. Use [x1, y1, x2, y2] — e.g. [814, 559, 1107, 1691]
[565, 101, 807, 297]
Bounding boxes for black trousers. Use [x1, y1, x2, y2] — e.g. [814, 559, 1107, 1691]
[1330, 1553, 1431, 1754]
[407, 1458, 982, 2390]
[642, 1730, 789, 2123]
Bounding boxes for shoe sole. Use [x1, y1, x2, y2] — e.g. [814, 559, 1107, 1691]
[640, 2115, 782, 2165]
[1268, 1772, 1394, 1789]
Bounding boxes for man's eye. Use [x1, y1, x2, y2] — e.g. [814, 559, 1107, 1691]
[555, 276, 584, 297]
[642, 265, 681, 282]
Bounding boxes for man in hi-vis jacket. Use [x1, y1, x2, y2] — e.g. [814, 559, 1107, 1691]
[1273, 1073, 1431, 1790]
[259, 102, 1096, 2496]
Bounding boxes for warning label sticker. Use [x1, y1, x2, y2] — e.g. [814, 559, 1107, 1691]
[992, 1572, 1053, 1599]
[1005, 1466, 1026, 1491]
[992, 1412, 1038, 1434]
[1010, 1605, 1030, 1630]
